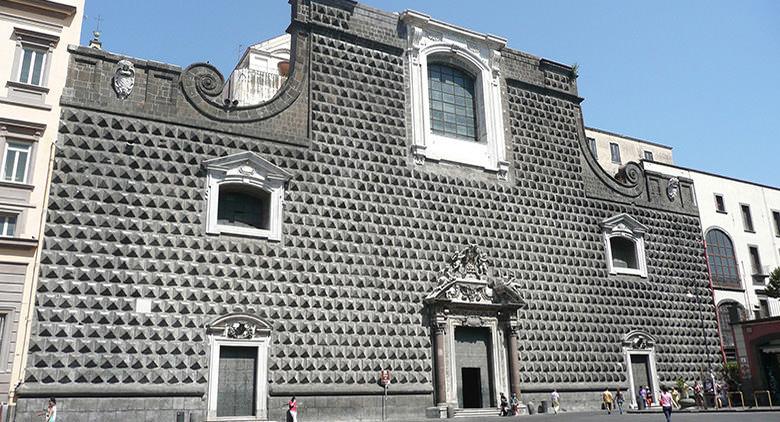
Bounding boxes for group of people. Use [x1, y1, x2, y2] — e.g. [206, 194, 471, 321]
[498, 392, 522, 416]
[600, 388, 625, 414]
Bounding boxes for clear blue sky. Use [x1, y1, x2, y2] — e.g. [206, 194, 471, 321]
[81, 0, 779, 186]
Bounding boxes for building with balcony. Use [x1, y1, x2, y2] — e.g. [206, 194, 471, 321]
[0, 0, 84, 406]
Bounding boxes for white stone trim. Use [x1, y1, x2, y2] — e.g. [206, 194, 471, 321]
[602, 214, 649, 278]
[622, 330, 659, 409]
[206, 337, 270, 421]
[204, 152, 291, 241]
[401, 11, 508, 178]
[443, 317, 508, 408]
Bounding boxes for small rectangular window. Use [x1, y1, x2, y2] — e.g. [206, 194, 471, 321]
[715, 194, 726, 213]
[0, 214, 16, 237]
[587, 137, 597, 158]
[749, 246, 762, 275]
[18, 46, 47, 86]
[772, 211, 780, 237]
[643, 151, 654, 161]
[741, 204, 755, 232]
[610, 143, 621, 163]
[1, 142, 31, 184]
[759, 299, 770, 318]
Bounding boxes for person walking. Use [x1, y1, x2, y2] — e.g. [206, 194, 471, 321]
[36, 397, 57, 422]
[510, 393, 520, 416]
[615, 389, 624, 414]
[499, 392, 509, 416]
[602, 388, 614, 414]
[638, 386, 647, 410]
[550, 389, 561, 414]
[659, 386, 673, 422]
[693, 381, 704, 408]
[287, 396, 298, 422]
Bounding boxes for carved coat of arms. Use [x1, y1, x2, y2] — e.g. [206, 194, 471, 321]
[112, 59, 135, 99]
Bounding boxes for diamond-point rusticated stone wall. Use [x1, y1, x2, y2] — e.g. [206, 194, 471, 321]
[15, 0, 719, 420]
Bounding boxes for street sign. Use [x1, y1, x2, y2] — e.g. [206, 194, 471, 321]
[380, 369, 391, 386]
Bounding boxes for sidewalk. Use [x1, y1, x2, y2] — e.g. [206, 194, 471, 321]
[629, 405, 777, 413]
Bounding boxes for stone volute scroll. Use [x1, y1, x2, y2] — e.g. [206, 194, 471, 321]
[180, 28, 309, 122]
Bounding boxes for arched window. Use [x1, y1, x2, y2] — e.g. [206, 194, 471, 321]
[706, 229, 740, 287]
[717, 301, 746, 360]
[402, 11, 509, 177]
[610, 237, 638, 269]
[217, 184, 271, 230]
[427, 63, 477, 141]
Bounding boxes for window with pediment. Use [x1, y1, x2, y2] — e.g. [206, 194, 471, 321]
[204, 152, 291, 241]
[602, 214, 648, 278]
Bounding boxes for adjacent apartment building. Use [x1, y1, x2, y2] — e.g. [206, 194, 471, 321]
[644, 162, 780, 358]
[0, 0, 84, 404]
[588, 128, 780, 367]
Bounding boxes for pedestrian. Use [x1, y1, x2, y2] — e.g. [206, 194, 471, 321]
[35, 397, 56, 422]
[287, 396, 298, 422]
[671, 387, 680, 409]
[720, 382, 729, 408]
[499, 392, 509, 416]
[615, 389, 624, 414]
[550, 389, 561, 414]
[602, 388, 614, 414]
[638, 385, 647, 410]
[645, 386, 653, 407]
[714, 382, 722, 408]
[659, 386, 673, 422]
[510, 392, 519, 415]
[693, 381, 704, 408]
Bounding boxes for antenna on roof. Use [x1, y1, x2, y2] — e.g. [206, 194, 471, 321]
[88, 15, 104, 50]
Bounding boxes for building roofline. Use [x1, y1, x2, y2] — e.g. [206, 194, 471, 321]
[647, 161, 780, 192]
[585, 126, 673, 150]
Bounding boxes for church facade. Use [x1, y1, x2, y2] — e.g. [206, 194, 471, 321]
[15, 1, 720, 420]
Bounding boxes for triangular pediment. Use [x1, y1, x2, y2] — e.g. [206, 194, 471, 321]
[203, 151, 292, 182]
[601, 213, 648, 234]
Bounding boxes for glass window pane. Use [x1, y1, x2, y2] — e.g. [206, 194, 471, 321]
[427, 64, 477, 140]
[31, 51, 45, 86]
[14, 150, 28, 182]
[5, 216, 15, 236]
[20, 49, 33, 83]
[3, 151, 16, 181]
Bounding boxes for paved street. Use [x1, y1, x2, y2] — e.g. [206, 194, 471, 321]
[409, 411, 780, 422]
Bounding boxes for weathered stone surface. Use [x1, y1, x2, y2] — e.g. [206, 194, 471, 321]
[17, 0, 718, 420]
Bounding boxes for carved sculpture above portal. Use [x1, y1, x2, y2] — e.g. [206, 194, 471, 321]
[112, 59, 135, 99]
[206, 313, 272, 340]
[225, 321, 257, 339]
[426, 244, 525, 308]
[441, 243, 489, 281]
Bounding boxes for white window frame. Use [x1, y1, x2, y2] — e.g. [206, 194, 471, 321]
[402, 11, 509, 179]
[203, 152, 291, 241]
[16, 45, 48, 86]
[602, 213, 648, 278]
[1, 141, 32, 184]
[0, 214, 18, 237]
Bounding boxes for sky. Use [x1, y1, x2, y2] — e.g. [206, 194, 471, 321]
[80, 0, 780, 186]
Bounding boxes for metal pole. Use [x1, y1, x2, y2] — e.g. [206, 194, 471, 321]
[383, 384, 387, 422]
